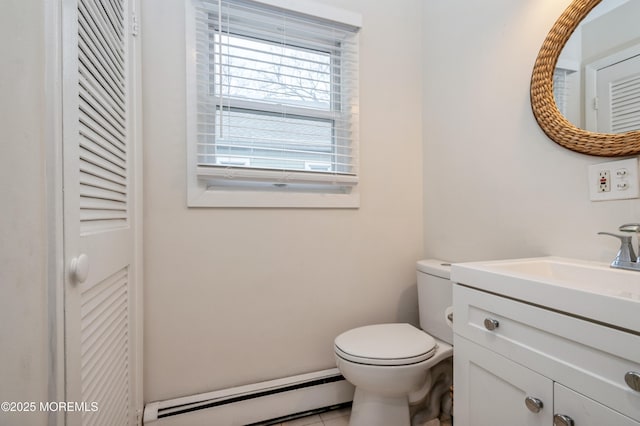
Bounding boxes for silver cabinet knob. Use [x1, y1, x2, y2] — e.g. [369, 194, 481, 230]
[484, 318, 499, 330]
[554, 414, 574, 426]
[524, 396, 543, 413]
[70, 253, 90, 283]
[625, 371, 640, 392]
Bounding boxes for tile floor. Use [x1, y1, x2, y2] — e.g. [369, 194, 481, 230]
[275, 407, 350, 426]
[273, 407, 453, 426]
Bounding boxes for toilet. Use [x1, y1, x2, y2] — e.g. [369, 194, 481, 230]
[334, 260, 453, 426]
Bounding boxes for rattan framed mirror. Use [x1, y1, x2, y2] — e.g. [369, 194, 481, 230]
[530, 0, 640, 156]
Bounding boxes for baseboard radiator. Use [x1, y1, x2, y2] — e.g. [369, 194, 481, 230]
[143, 368, 354, 426]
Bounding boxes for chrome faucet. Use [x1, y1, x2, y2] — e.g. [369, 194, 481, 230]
[598, 223, 640, 271]
[619, 223, 640, 262]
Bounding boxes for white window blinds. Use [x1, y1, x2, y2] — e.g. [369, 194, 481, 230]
[553, 67, 574, 118]
[193, 0, 360, 188]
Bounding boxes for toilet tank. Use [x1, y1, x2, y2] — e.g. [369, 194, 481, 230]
[417, 259, 453, 345]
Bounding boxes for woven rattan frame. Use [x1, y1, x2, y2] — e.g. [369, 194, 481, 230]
[530, 0, 640, 156]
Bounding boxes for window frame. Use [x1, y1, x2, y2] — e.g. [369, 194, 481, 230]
[186, 0, 361, 208]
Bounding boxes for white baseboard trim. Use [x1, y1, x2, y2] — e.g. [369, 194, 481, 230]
[143, 368, 354, 426]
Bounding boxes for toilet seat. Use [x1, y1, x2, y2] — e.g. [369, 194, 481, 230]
[334, 323, 437, 366]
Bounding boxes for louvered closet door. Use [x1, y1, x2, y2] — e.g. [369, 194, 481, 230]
[62, 0, 138, 424]
[596, 54, 640, 133]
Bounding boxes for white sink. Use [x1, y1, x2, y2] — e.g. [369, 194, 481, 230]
[451, 257, 640, 332]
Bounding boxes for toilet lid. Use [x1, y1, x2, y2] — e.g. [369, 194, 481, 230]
[334, 323, 437, 366]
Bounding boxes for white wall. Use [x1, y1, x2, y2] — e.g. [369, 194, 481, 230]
[0, 1, 49, 425]
[142, 0, 425, 401]
[582, 0, 640, 63]
[422, 0, 640, 264]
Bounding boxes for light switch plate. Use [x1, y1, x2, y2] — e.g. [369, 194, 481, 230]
[588, 158, 639, 201]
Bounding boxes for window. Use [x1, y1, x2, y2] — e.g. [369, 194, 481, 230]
[186, 0, 361, 207]
[553, 68, 573, 117]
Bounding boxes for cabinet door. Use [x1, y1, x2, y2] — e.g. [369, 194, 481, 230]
[554, 383, 640, 426]
[454, 336, 553, 426]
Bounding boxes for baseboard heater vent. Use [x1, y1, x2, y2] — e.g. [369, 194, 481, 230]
[143, 368, 354, 426]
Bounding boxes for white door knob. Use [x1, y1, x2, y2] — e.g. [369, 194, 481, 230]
[70, 254, 90, 283]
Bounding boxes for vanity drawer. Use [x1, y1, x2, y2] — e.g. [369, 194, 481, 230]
[453, 284, 640, 421]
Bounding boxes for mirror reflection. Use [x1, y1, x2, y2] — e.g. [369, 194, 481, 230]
[555, 0, 640, 134]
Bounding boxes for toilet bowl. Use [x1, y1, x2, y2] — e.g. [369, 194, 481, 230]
[334, 260, 453, 426]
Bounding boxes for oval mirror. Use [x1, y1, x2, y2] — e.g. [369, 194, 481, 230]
[530, 0, 640, 156]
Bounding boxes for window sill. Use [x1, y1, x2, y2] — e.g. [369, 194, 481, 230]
[187, 184, 360, 208]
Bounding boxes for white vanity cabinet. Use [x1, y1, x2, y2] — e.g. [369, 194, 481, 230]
[452, 283, 640, 426]
[454, 336, 552, 425]
[554, 383, 640, 426]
